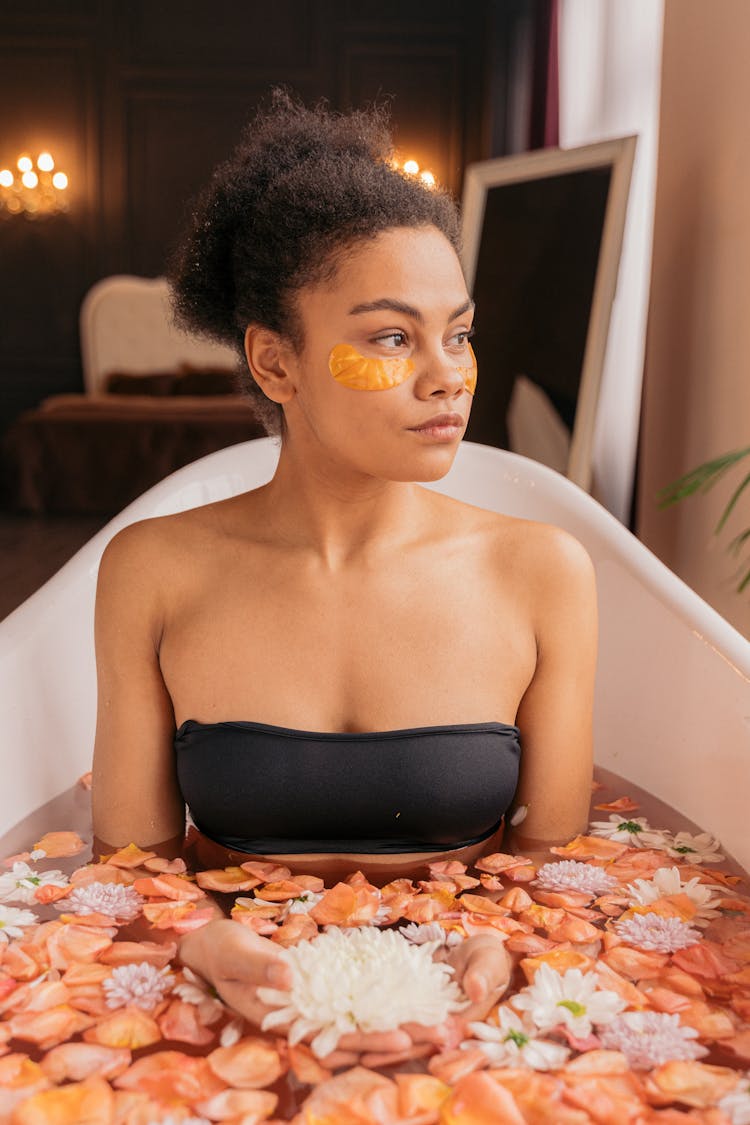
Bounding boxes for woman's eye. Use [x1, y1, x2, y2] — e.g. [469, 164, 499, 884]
[449, 327, 475, 348]
[374, 331, 408, 349]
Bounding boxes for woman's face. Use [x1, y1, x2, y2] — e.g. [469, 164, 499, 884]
[281, 225, 476, 483]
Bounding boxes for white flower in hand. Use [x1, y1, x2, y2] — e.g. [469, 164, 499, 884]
[511, 962, 626, 1039]
[463, 1005, 570, 1070]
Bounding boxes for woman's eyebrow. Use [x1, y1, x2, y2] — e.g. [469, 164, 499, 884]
[347, 297, 475, 322]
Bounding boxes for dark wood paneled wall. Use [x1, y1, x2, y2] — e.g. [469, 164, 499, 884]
[0, 0, 537, 437]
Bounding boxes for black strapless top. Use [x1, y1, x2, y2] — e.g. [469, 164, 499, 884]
[174, 719, 521, 855]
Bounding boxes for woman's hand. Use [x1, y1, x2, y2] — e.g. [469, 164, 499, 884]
[178, 920, 420, 1067]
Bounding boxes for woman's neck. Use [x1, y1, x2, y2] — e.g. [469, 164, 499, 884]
[252, 439, 427, 569]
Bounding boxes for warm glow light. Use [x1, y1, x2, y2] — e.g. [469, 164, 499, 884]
[17, 155, 33, 173]
[37, 152, 54, 172]
[0, 169, 13, 188]
[403, 159, 419, 175]
[21, 170, 38, 189]
[52, 171, 68, 190]
[420, 170, 436, 188]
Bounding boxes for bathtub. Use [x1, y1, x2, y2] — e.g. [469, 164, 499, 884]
[1, 439, 748, 866]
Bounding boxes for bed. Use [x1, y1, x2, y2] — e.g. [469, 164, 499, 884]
[1, 275, 266, 515]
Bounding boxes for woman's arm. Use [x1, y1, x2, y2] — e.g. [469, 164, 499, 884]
[91, 521, 185, 850]
[508, 526, 598, 855]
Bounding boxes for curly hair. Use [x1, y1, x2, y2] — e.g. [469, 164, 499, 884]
[168, 89, 462, 434]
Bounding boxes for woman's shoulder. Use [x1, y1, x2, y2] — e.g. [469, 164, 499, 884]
[426, 488, 595, 576]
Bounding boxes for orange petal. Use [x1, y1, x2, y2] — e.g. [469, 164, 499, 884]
[69, 863, 136, 887]
[474, 853, 533, 875]
[550, 836, 627, 860]
[99, 843, 157, 868]
[286, 1041, 333, 1086]
[114, 1049, 226, 1103]
[546, 914, 604, 944]
[282, 1064, 396, 1121]
[563, 1049, 630, 1074]
[9, 1005, 95, 1051]
[196, 1087, 279, 1119]
[458, 894, 509, 916]
[498, 888, 533, 913]
[440, 1070, 526, 1124]
[271, 913, 319, 947]
[520, 948, 595, 982]
[644, 1060, 739, 1108]
[722, 1027, 750, 1063]
[9, 1075, 114, 1125]
[83, 1006, 161, 1049]
[142, 856, 188, 874]
[594, 797, 640, 813]
[194, 866, 262, 892]
[561, 1072, 648, 1121]
[32, 831, 86, 859]
[599, 944, 669, 980]
[157, 998, 216, 1046]
[40, 1042, 131, 1083]
[395, 1071, 452, 1115]
[239, 861, 292, 882]
[428, 1047, 489, 1086]
[309, 882, 381, 927]
[46, 923, 114, 970]
[132, 873, 205, 901]
[207, 1036, 285, 1088]
[98, 940, 177, 968]
[141, 901, 217, 932]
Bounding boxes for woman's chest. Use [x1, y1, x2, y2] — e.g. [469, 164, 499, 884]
[158, 550, 537, 729]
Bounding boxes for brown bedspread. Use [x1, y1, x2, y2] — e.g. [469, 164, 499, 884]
[1, 393, 267, 515]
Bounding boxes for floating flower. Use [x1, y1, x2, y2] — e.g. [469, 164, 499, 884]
[172, 967, 225, 1024]
[511, 962, 626, 1039]
[257, 924, 469, 1058]
[589, 815, 670, 849]
[535, 860, 618, 898]
[665, 831, 725, 864]
[399, 921, 464, 948]
[613, 911, 701, 953]
[627, 867, 723, 924]
[102, 961, 174, 1011]
[463, 1006, 570, 1070]
[598, 1011, 708, 1069]
[718, 1075, 750, 1125]
[0, 861, 67, 905]
[0, 902, 39, 941]
[55, 881, 144, 922]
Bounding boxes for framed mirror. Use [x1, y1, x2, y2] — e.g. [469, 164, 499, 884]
[461, 136, 636, 492]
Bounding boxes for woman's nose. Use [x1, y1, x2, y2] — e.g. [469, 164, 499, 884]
[414, 355, 465, 398]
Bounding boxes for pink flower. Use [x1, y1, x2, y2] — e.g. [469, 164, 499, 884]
[103, 961, 174, 1011]
[598, 1011, 707, 1069]
[613, 911, 701, 953]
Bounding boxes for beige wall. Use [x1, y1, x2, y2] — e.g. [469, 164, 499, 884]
[638, 0, 750, 639]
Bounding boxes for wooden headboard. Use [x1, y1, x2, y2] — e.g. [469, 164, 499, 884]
[79, 274, 240, 395]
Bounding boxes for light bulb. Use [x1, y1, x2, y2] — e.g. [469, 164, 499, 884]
[17, 155, 33, 173]
[419, 170, 436, 188]
[37, 152, 54, 172]
[21, 170, 38, 189]
[52, 171, 68, 190]
[403, 159, 419, 175]
[0, 169, 13, 188]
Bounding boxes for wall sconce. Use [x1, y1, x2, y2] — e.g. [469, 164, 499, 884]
[389, 156, 437, 189]
[0, 153, 69, 218]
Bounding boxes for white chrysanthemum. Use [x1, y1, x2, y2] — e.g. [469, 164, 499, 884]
[588, 815, 670, 849]
[0, 861, 67, 905]
[252, 890, 324, 920]
[0, 903, 38, 942]
[55, 881, 144, 922]
[627, 866, 723, 925]
[665, 831, 725, 864]
[511, 962, 626, 1039]
[220, 1018, 244, 1047]
[462, 1005, 570, 1070]
[257, 924, 469, 1058]
[598, 1011, 707, 1069]
[614, 911, 701, 952]
[719, 1077, 750, 1125]
[399, 922, 464, 948]
[535, 860, 618, 898]
[103, 961, 174, 1011]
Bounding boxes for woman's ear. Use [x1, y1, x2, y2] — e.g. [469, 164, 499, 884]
[244, 325, 297, 404]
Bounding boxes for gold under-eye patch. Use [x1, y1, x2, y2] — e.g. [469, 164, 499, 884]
[457, 342, 478, 395]
[328, 343, 415, 391]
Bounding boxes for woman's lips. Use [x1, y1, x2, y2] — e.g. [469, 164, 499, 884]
[408, 412, 465, 440]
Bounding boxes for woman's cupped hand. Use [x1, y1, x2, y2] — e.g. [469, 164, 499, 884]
[179, 920, 512, 1070]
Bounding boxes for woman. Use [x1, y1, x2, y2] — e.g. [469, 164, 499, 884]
[91, 92, 597, 1067]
